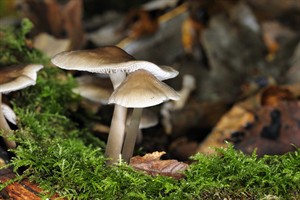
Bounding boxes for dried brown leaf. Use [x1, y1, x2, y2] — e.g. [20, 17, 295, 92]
[234, 100, 300, 157]
[197, 105, 255, 154]
[121, 9, 159, 39]
[130, 151, 188, 179]
[181, 17, 205, 56]
[0, 168, 63, 200]
[260, 86, 296, 107]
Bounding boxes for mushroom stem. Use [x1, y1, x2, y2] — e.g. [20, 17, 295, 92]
[109, 71, 126, 90]
[173, 74, 196, 110]
[122, 108, 143, 163]
[161, 74, 195, 134]
[105, 71, 127, 165]
[0, 94, 16, 149]
[105, 104, 128, 164]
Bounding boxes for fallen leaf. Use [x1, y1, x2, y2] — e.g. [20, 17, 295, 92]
[181, 16, 206, 57]
[233, 100, 300, 157]
[121, 9, 159, 39]
[261, 21, 295, 61]
[0, 168, 63, 200]
[130, 151, 188, 179]
[260, 85, 296, 107]
[197, 105, 255, 154]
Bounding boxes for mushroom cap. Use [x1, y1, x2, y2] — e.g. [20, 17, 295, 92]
[108, 69, 180, 108]
[51, 46, 178, 81]
[72, 75, 113, 104]
[0, 64, 43, 94]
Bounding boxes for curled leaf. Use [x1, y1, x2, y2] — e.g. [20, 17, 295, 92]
[130, 151, 188, 179]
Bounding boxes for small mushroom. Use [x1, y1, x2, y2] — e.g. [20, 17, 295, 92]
[1, 104, 17, 126]
[73, 75, 113, 104]
[172, 74, 196, 110]
[73, 75, 113, 113]
[33, 32, 71, 58]
[0, 64, 43, 149]
[161, 74, 196, 134]
[109, 69, 180, 162]
[51, 46, 178, 164]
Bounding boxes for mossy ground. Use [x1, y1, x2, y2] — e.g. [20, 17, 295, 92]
[0, 19, 300, 199]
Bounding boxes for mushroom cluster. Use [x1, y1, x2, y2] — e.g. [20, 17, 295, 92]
[0, 64, 43, 149]
[51, 46, 179, 164]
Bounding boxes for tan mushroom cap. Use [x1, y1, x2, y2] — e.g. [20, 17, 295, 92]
[0, 64, 43, 94]
[51, 46, 178, 81]
[73, 75, 113, 104]
[108, 69, 180, 108]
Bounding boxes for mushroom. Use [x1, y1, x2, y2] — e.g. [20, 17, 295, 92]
[73, 75, 113, 104]
[0, 64, 43, 148]
[51, 46, 178, 164]
[1, 104, 17, 126]
[172, 74, 196, 110]
[33, 32, 71, 58]
[73, 75, 113, 113]
[161, 74, 196, 134]
[108, 69, 180, 162]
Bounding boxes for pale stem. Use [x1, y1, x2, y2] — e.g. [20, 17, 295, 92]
[173, 87, 191, 109]
[173, 74, 195, 110]
[105, 71, 127, 165]
[105, 104, 127, 164]
[0, 94, 16, 149]
[109, 71, 126, 90]
[122, 108, 143, 163]
[160, 102, 173, 134]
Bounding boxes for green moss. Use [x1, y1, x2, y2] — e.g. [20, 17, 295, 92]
[0, 18, 48, 66]
[1, 18, 300, 200]
[180, 145, 300, 199]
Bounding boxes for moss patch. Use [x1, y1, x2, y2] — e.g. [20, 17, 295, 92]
[0, 18, 48, 67]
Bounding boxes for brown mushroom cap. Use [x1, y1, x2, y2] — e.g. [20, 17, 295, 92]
[0, 64, 43, 149]
[51, 46, 178, 81]
[0, 64, 43, 94]
[108, 69, 180, 108]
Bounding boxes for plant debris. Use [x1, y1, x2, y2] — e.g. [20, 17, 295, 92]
[130, 151, 188, 179]
[233, 100, 300, 157]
